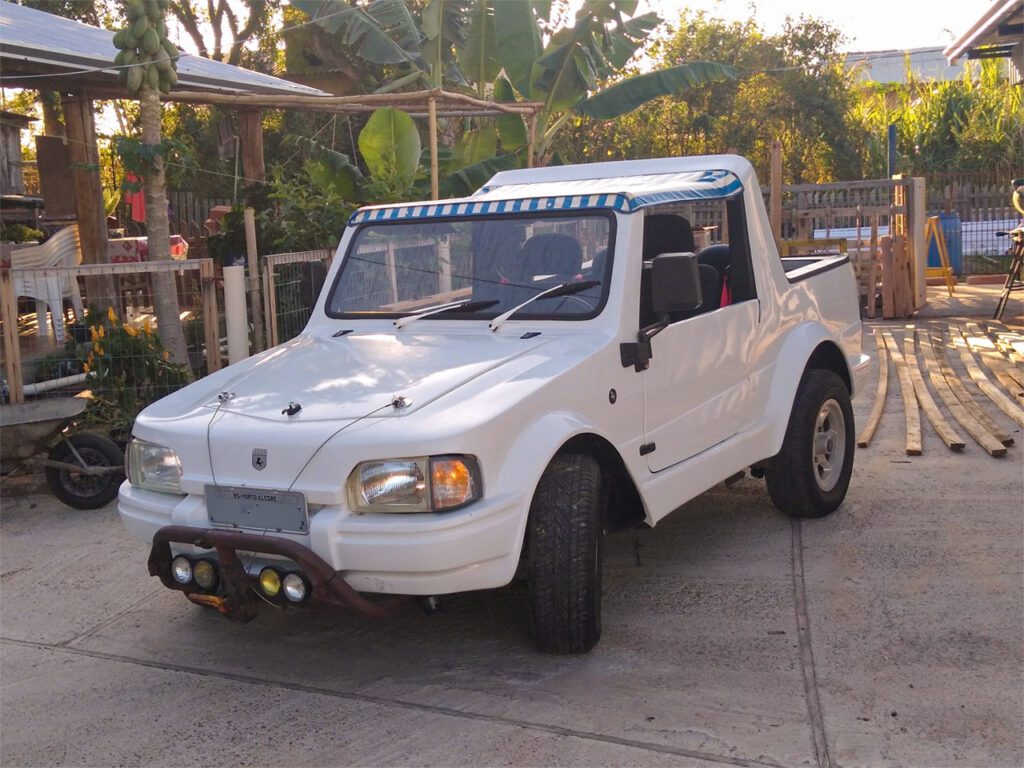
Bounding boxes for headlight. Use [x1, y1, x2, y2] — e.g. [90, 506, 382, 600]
[347, 455, 481, 513]
[126, 438, 183, 494]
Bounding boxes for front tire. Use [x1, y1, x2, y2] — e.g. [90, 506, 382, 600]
[527, 453, 604, 654]
[766, 369, 854, 518]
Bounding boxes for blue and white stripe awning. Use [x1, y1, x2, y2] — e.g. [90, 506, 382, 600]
[348, 170, 743, 225]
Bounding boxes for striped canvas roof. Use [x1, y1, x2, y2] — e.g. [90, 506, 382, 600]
[349, 170, 742, 225]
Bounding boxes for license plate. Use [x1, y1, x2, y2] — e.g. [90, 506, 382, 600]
[206, 485, 308, 534]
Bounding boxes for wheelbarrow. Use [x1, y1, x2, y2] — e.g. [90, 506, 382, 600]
[0, 397, 125, 509]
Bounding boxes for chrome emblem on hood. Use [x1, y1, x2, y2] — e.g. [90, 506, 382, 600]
[252, 448, 268, 471]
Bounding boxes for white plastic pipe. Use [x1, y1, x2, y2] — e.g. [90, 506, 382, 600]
[223, 265, 249, 364]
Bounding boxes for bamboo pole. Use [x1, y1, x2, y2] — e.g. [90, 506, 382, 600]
[244, 207, 265, 353]
[526, 113, 538, 168]
[428, 95, 439, 200]
[165, 88, 545, 116]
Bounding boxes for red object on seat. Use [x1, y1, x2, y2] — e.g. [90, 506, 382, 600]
[720, 279, 732, 307]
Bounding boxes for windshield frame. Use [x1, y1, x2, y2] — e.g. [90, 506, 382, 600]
[324, 209, 618, 322]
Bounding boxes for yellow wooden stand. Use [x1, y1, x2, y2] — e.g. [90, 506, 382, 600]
[924, 216, 955, 296]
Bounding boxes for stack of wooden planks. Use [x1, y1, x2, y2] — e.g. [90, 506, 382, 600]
[857, 321, 1022, 457]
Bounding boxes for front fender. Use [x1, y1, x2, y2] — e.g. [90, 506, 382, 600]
[493, 410, 609, 563]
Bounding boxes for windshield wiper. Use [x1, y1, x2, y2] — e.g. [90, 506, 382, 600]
[488, 280, 600, 332]
[393, 299, 498, 329]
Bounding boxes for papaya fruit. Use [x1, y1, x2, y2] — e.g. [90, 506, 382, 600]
[126, 64, 144, 92]
[161, 38, 179, 60]
[131, 15, 149, 39]
[142, 27, 160, 55]
[146, 64, 160, 91]
[113, 29, 126, 49]
[144, 0, 161, 22]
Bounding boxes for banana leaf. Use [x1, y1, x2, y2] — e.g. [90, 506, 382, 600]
[575, 62, 739, 120]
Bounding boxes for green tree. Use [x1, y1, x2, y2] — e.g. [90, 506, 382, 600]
[557, 12, 863, 183]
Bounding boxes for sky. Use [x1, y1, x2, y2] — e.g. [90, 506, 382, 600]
[635, 0, 986, 52]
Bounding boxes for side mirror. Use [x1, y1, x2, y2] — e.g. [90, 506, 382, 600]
[650, 252, 701, 315]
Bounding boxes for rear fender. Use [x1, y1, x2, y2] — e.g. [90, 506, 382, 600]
[762, 323, 852, 455]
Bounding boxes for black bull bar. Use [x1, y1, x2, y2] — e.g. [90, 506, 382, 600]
[148, 525, 409, 622]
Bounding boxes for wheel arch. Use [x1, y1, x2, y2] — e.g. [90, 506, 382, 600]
[557, 433, 648, 532]
[762, 325, 854, 457]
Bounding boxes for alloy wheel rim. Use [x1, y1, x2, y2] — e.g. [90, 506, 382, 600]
[812, 399, 845, 492]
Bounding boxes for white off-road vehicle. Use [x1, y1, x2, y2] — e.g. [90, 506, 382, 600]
[120, 155, 869, 653]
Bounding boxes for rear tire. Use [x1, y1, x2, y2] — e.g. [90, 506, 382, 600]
[45, 433, 124, 510]
[527, 453, 604, 654]
[766, 369, 854, 518]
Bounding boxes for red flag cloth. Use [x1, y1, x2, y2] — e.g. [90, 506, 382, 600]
[125, 172, 146, 223]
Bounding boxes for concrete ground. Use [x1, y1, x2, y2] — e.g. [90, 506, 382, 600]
[1, 319, 1021, 767]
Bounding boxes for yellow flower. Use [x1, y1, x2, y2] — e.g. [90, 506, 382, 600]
[86, 352, 94, 365]
[97, 325, 105, 339]
[143, 318, 152, 335]
[93, 341, 100, 353]
[89, 326, 98, 342]
[162, 350, 170, 361]
[124, 324, 137, 337]
[107, 306, 118, 324]
[82, 362, 90, 373]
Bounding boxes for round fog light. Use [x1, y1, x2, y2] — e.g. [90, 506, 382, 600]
[259, 568, 281, 597]
[282, 573, 308, 603]
[171, 556, 192, 585]
[193, 560, 217, 590]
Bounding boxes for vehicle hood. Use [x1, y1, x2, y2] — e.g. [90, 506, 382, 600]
[198, 330, 553, 423]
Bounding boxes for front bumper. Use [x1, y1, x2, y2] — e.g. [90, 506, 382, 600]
[120, 482, 526, 595]
[148, 525, 408, 622]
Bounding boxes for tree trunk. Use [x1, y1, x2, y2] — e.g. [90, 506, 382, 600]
[139, 87, 190, 372]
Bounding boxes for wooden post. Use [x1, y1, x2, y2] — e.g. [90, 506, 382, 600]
[769, 140, 782, 248]
[237, 109, 265, 184]
[0, 268, 24, 403]
[243, 207, 265, 352]
[881, 235, 894, 319]
[62, 89, 116, 312]
[866, 216, 879, 319]
[385, 241, 398, 303]
[428, 95, 439, 200]
[262, 259, 278, 349]
[199, 258, 221, 374]
[909, 177, 927, 310]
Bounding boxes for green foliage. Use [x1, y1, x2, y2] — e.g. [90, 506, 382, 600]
[358, 107, 422, 195]
[77, 306, 191, 432]
[0, 223, 45, 243]
[852, 60, 1023, 177]
[113, 135, 191, 189]
[258, 166, 355, 252]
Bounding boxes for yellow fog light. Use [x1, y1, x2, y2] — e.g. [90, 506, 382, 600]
[259, 568, 281, 597]
[430, 457, 478, 510]
[193, 560, 217, 591]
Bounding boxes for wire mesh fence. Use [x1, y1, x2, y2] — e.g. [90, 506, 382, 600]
[1, 260, 221, 434]
[925, 173, 1021, 276]
[262, 250, 333, 347]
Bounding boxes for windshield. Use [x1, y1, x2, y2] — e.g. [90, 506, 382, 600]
[326, 213, 613, 320]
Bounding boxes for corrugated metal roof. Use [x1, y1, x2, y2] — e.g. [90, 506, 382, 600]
[0, 0, 326, 96]
[349, 170, 744, 225]
[845, 47, 966, 84]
